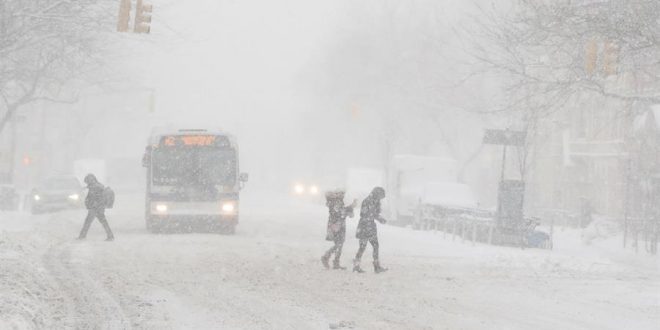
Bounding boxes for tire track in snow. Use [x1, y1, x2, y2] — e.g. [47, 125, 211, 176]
[43, 241, 132, 330]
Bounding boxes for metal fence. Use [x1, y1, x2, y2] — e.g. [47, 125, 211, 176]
[624, 217, 659, 255]
[413, 204, 552, 249]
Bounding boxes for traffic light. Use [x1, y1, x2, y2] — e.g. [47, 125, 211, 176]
[603, 41, 619, 76]
[350, 102, 361, 119]
[584, 39, 598, 75]
[148, 90, 155, 113]
[116, 0, 131, 32]
[134, 0, 153, 34]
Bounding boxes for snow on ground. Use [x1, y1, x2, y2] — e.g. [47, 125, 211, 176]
[1, 191, 659, 329]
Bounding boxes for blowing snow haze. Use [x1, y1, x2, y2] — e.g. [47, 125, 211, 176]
[0, 1, 659, 329]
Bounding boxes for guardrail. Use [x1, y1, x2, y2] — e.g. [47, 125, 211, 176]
[413, 204, 552, 249]
[624, 217, 659, 255]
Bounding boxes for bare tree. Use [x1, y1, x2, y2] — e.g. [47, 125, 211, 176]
[304, 0, 488, 177]
[0, 0, 115, 134]
[465, 0, 660, 118]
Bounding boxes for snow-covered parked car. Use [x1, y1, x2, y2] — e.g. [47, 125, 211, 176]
[0, 184, 19, 211]
[413, 182, 480, 230]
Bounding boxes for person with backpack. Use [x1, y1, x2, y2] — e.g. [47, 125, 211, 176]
[353, 187, 388, 273]
[77, 174, 115, 241]
[321, 190, 357, 270]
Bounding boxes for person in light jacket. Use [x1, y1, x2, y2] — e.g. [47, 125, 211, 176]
[321, 190, 356, 270]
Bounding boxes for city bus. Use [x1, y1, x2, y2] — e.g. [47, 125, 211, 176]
[142, 128, 248, 234]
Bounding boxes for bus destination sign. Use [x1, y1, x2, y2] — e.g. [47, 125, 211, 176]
[160, 135, 230, 147]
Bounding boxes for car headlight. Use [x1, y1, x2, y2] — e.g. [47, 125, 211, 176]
[294, 184, 305, 195]
[155, 204, 168, 213]
[309, 185, 319, 195]
[33, 194, 41, 201]
[68, 194, 80, 201]
[222, 202, 236, 213]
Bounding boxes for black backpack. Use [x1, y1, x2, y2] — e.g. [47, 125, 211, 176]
[103, 186, 115, 208]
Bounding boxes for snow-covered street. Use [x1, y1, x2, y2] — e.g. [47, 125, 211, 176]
[4, 1, 660, 329]
[1, 191, 658, 330]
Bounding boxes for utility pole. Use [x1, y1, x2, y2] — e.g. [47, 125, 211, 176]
[7, 117, 16, 183]
[585, 39, 598, 75]
[603, 41, 619, 76]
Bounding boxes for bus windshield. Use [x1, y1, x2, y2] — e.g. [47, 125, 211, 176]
[152, 147, 237, 187]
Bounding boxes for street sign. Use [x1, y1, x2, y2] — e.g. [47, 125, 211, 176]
[483, 129, 526, 146]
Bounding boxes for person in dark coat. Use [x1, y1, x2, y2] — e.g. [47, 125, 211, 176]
[78, 174, 114, 241]
[353, 187, 387, 273]
[321, 190, 357, 270]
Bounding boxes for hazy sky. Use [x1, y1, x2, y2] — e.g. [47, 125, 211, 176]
[99, 0, 488, 189]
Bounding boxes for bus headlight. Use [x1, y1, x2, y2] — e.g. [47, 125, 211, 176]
[155, 204, 168, 213]
[68, 194, 80, 201]
[33, 194, 41, 201]
[222, 202, 236, 213]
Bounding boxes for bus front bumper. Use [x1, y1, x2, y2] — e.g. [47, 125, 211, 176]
[148, 201, 239, 224]
[149, 214, 237, 226]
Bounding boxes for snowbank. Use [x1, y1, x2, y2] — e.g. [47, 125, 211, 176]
[0, 213, 61, 329]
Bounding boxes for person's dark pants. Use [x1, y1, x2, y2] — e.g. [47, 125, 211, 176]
[78, 208, 114, 239]
[324, 239, 344, 263]
[355, 237, 379, 261]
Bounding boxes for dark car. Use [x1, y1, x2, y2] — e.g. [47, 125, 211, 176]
[27, 176, 85, 214]
[0, 184, 19, 211]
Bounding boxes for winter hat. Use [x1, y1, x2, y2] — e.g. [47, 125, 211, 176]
[84, 174, 98, 185]
[371, 187, 385, 199]
[325, 189, 345, 200]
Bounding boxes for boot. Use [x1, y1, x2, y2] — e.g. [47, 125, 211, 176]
[332, 259, 346, 270]
[321, 254, 330, 269]
[373, 260, 388, 274]
[352, 259, 365, 273]
[105, 236, 115, 242]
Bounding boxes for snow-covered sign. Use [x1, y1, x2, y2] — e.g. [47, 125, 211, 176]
[483, 129, 526, 146]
